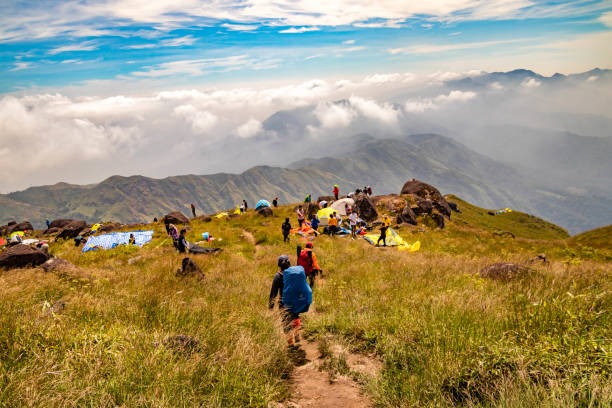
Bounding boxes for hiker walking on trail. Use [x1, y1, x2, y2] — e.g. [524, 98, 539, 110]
[333, 184, 339, 200]
[190, 203, 196, 217]
[282, 217, 292, 243]
[296, 205, 305, 228]
[298, 242, 322, 288]
[243, 199, 248, 212]
[272, 196, 278, 207]
[269, 255, 312, 347]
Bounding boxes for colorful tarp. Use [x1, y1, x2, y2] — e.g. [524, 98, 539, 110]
[255, 199, 271, 210]
[82, 231, 153, 252]
[363, 227, 420, 251]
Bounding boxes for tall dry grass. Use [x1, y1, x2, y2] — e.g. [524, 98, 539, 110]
[1, 203, 610, 407]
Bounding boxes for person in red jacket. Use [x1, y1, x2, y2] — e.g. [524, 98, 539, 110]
[332, 184, 339, 200]
[297, 242, 322, 287]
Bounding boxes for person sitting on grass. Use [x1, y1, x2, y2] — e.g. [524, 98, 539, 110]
[177, 229, 190, 253]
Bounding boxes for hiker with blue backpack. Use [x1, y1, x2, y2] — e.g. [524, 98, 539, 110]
[269, 255, 312, 347]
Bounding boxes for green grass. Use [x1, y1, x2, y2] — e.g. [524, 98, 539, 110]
[1, 200, 610, 407]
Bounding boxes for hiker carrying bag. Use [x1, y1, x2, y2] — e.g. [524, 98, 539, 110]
[282, 266, 312, 314]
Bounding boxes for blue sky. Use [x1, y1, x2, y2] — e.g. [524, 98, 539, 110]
[0, 1, 611, 193]
[1, 0, 611, 93]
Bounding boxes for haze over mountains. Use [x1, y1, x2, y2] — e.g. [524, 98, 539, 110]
[1, 69, 610, 234]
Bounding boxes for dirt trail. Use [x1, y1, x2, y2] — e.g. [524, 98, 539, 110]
[241, 230, 260, 253]
[274, 337, 381, 408]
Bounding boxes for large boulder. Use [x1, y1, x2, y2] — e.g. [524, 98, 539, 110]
[372, 194, 406, 213]
[163, 211, 190, 225]
[193, 214, 212, 223]
[49, 219, 76, 229]
[397, 205, 417, 225]
[412, 198, 433, 215]
[0, 244, 50, 269]
[306, 202, 319, 219]
[6, 221, 34, 234]
[257, 207, 273, 217]
[55, 220, 88, 240]
[354, 193, 378, 222]
[401, 179, 451, 217]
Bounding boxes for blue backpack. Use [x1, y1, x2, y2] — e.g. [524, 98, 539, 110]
[282, 266, 312, 314]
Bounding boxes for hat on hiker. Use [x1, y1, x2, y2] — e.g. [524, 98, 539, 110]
[278, 254, 290, 269]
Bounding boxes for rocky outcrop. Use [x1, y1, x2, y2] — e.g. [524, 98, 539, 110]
[6, 221, 34, 234]
[0, 244, 50, 269]
[354, 193, 378, 222]
[49, 219, 75, 229]
[257, 207, 274, 217]
[163, 211, 190, 225]
[1, 221, 32, 236]
[55, 220, 88, 240]
[397, 205, 417, 225]
[306, 203, 319, 219]
[193, 214, 213, 223]
[401, 179, 451, 218]
[412, 198, 433, 215]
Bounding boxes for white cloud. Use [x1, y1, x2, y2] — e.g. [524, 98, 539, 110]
[435, 90, 476, 102]
[173, 104, 218, 134]
[1, 0, 571, 43]
[404, 100, 437, 113]
[600, 11, 612, 27]
[389, 38, 523, 55]
[314, 102, 356, 128]
[10, 61, 32, 71]
[235, 118, 262, 138]
[364, 72, 414, 84]
[161, 35, 197, 47]
[349, 96, 398, 124]
[222, 23, 259, 31]
[343, 40, 355, 45]
[132, 55, 251, 77]
[279, 27, 320, 34]
[587, 75, 598, 82]
[404, 89, 477, 113]
[489, 81, 504, 90]
[522, 78, 541, 88]
[48, 41, 98, 55]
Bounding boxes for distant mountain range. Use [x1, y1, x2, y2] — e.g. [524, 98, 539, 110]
[1, 133, 610, 234]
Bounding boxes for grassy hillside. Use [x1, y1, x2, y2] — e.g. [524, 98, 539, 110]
[567, 225, 612, 254]
[1, 201, 610, 407]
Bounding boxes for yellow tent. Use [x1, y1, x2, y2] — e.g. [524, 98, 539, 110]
[316, 207, 336, 226]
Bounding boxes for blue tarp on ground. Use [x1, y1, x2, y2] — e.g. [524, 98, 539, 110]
[82, 231, 154, 253]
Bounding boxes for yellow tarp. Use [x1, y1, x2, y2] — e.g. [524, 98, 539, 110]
[363, 227, 420, 252]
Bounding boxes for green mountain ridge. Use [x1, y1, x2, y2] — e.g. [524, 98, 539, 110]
[1, 134, 610, 234]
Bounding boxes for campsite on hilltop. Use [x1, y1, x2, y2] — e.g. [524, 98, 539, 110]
[1, 178, 610, 407]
